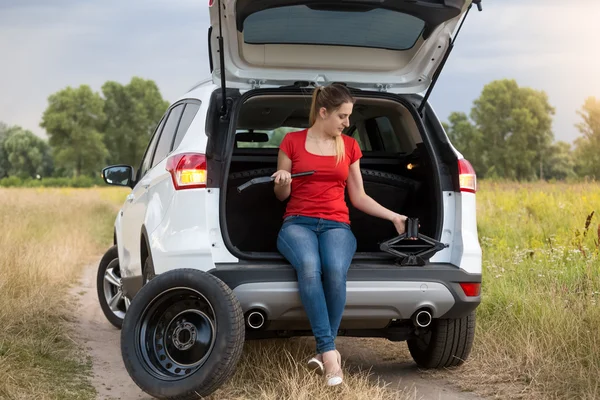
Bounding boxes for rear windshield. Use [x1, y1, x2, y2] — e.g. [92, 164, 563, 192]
[243, 5, 425, 51]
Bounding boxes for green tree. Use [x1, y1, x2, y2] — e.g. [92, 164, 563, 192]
[543, 141, 575, 180]
[444, 112, 486, 177]
[102, 77, 169, 166]
[40, 85, 107, 177]
[0, 122, 12, 178]
[3, 127, 53, 178]
[573, 97, 600, 179]
[470, 79, 555, 180]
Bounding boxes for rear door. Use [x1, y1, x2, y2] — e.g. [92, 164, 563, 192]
[208, 0, 473, 93]
[119, 115, 166, 277]
[144, 100, 203, 235]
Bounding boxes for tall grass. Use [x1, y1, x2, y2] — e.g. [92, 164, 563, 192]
[0, 187, 125, 399]
[2, 182, 599, 399]
[448, 182, 600, 399]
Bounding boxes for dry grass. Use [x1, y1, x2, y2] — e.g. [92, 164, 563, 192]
[210, 338, 418, 400]
[0, 187, 126, 399]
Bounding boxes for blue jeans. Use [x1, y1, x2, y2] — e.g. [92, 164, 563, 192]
[277, 215, 357, 354]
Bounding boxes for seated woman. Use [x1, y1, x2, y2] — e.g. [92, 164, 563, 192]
[272, 83, 409, 386]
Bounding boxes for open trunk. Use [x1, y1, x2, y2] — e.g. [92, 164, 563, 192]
[218, 90, 444, 260]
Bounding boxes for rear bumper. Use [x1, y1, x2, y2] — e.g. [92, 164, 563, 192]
[209, 262, 481, 324]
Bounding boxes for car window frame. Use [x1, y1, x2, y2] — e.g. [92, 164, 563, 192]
[150, 103, 185, 169]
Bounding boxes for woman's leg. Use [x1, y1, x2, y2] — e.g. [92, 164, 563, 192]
[277, 219, 336, 354]
[319, 223, 357, 341]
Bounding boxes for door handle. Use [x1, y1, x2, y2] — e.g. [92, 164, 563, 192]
[126, 194, 135, 203]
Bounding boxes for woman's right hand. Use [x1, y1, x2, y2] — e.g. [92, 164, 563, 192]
[272, 170, 292, 186]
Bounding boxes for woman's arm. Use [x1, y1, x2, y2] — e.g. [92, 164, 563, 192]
[272, 150, 293, 202]
[346, 160, 408, 234]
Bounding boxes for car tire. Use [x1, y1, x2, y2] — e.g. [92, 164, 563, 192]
[96, 245, 128, 329]
[407, 311, 476, 368]
[121, 269, 245, 399]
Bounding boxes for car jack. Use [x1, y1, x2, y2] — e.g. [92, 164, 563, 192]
[379, 218, 449, 266]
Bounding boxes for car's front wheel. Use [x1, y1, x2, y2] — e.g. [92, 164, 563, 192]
[96, 245, 129, 329]
[407, 311, 476, 368]
[121, 269, 245, 399]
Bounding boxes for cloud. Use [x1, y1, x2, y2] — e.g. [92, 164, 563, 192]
[0, 0, 596, 145]
[0, 0, 210, 138]
[431, 0, 600, 143]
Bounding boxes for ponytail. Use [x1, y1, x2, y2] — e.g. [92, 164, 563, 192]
[308, 86, 323, 127]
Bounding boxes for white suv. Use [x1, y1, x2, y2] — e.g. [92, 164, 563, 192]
[97, 1, 483, 398]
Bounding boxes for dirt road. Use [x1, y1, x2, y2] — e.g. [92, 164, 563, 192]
[70, 263, 483, 400]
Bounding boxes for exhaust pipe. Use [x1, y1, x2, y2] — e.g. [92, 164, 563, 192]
[412, 309, 432, 328]
[246, 311, 266, 329]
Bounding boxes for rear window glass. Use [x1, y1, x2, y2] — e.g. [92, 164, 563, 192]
[235, 128, 299, 149]
[243, 6, 425, 51]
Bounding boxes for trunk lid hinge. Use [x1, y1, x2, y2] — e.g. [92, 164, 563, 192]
[417, 0, 483, 116]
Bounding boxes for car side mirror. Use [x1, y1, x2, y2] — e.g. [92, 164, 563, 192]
[102, 165, 135, 188]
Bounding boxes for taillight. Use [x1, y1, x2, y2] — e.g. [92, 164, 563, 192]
[458, 159, 477, 193]
[459, 282, 481, 297]
[166, 153, 207, 190]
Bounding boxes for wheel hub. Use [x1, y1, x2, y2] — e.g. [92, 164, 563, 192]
[172, 321, 197, 351]
[138, 289, 217, 380]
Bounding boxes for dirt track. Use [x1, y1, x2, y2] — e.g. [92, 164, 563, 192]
[69, 262, 483, 400]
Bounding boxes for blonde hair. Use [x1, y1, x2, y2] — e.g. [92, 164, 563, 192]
[309, 84, 355, 165]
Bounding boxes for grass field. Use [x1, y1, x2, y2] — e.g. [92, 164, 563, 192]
[0, 188, 124, 399]
[450, 181, 600, 399]
[0, 182, 598, 399]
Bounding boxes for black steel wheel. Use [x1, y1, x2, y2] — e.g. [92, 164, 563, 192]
[121, 269, 245, 399]
[138, 288, 216, 380]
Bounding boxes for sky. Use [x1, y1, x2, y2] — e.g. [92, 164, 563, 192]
[1, 0, 599, 145]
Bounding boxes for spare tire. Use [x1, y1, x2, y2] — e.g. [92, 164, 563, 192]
[226, 168, 421, 253]
[120, 269, 245, 399]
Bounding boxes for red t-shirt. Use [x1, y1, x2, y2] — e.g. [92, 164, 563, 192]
[279, 129, 363, 224]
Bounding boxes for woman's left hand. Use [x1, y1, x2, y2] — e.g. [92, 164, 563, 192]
[391, 214, 408, 235]
[391, 214, 419, 239]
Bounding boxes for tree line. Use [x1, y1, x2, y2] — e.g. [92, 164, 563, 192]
[0, 77, 598, 183]
[0, 77, 169, 180]
[443, 79, 599, 181]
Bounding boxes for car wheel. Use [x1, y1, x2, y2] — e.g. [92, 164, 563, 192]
[121, 269, 245, 399]
[96, 245, 129, 329]
[407, 311, 476, 368]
